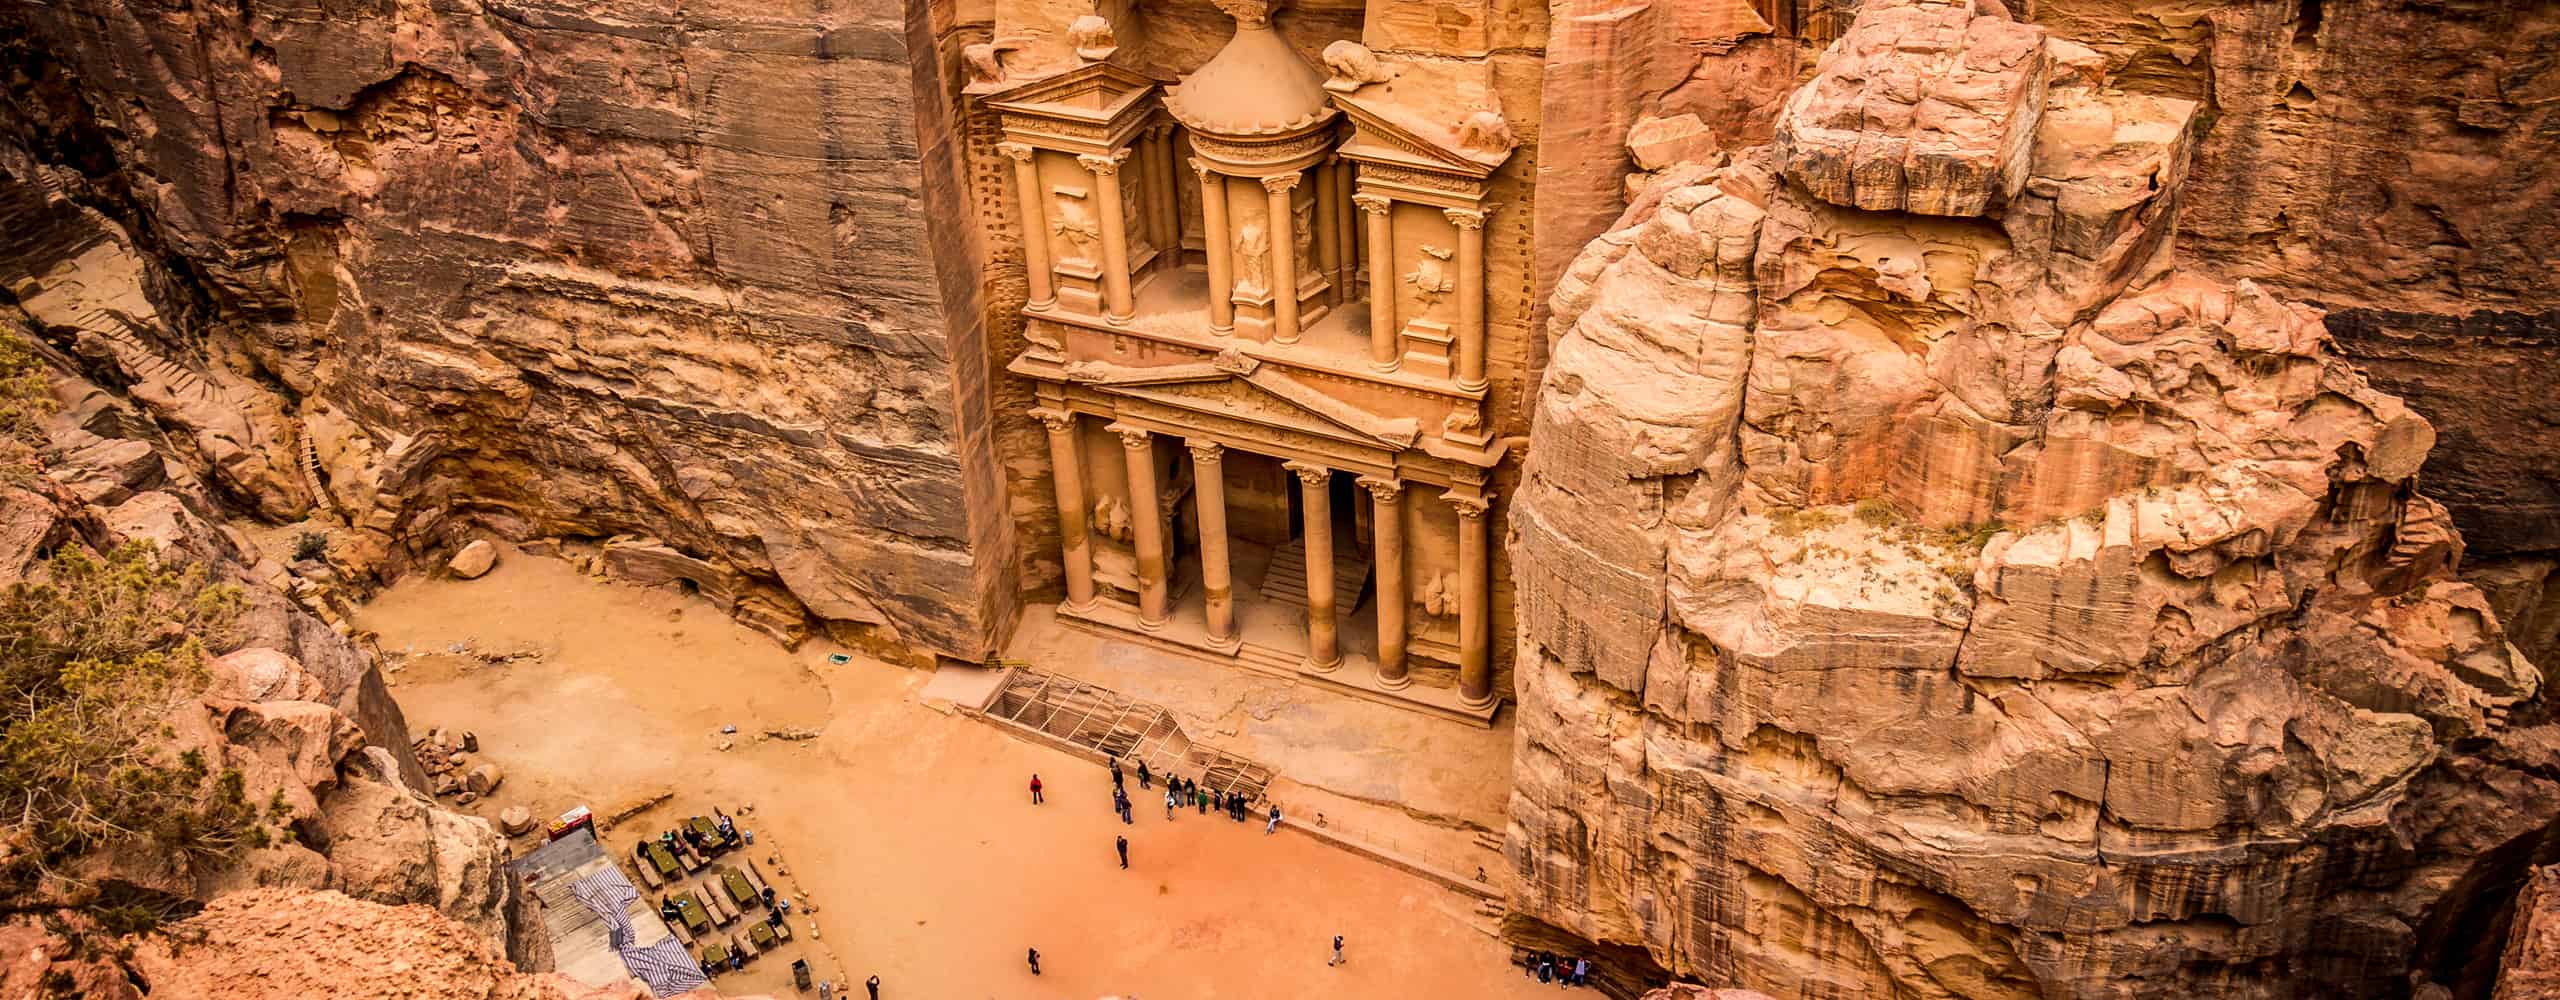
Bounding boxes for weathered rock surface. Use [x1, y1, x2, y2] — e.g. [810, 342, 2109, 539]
[120, 888, 761, 1000]
[0, 0, 1010, 662]
[1509, 4, 2559, 996]
[450, 539, 499, 579]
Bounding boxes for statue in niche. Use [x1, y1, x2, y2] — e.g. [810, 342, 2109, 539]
[1291, 198, 1314, 284]
[1415, 571, 1460, 620]
[1053, 194, 1101, 263]
[1093, 494, 1133, 543]
[1404, 244, 1454, 306]
[1234, 221, 1270, 296]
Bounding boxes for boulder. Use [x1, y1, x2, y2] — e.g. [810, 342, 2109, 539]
[497, 806, 535, 836]
[446, 539, 497, 579]
[465, 763, 503, 796]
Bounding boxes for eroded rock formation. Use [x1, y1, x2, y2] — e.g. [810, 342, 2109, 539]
[1508, 2, 2558, 996]
[0, 0, 1008, 658]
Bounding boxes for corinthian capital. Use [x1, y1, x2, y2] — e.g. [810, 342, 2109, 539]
[1112, 424, 1151, 449]
[1186, 441, 1224, 465]
[1079, 149, 1133, 176]
[1358, 476, 1403, 503]
[997, 141, 1036, 163]
[1284, 460, 1331, 488]
[1352, 193, 1392, 216]
[1445, 491, 1493, 520]
[1030, 408, 1077, 434]
[1261, 173, 1302, 195]
[1444, 207, 1487, 231]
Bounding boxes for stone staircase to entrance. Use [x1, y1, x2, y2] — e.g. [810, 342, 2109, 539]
[1261, 535, 1369, 616]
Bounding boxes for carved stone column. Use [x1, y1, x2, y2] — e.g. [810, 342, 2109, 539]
[1314, 160, 1342, 307]
[1332, 158, 1357, 297]
[1037, 409, 1094, 611]
[1082, 150, 1136, 323]
[1355, 194, 1396, 370]
[1264, 173, 1303, 344]
[1189, 441, 1235, 643]
[1286, 461, 1339, 670]
[1362, 476, 1409, 689]
[1113, 424, 1168, 628]
[1450, 491, 1494, 707]
[1194, 159, 1235, 334]
[1448, 207, 1488, 389]
[1146, 125, 1180, 265]
[1001, 142, 1055, 310]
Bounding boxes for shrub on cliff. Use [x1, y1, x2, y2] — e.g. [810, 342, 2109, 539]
[0, 325, 50, 484]
[0, 540, 262, 882]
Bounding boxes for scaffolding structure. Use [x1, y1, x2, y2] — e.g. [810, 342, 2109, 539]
[984, 666, 1275, 803]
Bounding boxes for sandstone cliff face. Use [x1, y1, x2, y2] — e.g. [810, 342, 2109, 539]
[1507, 3, 2558, 996]
[0, 0, 1010, 659]
[1531, 0, 2560, 666]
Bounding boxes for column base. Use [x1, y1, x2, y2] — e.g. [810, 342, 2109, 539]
[1369, 358, 1400, 373]
[1061, 597, 1101, 616]
[1027, 298, 1059, 313]
[1459, 688, 1498, 711]
[1137, 614, 1169, 633]
[1376, 669, 1412, 691]
[1305, 653, 1342, 674]
[1210, 323, 1234, 336]
[1456, 377, 1490, 392]
[1106, 311, 1136, 326]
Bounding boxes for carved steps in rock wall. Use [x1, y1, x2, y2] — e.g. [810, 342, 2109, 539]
[1260, 536, 1370, 614]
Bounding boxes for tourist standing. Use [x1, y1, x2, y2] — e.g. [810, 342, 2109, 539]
[1573, 957, 1589, 986]
[1027, 947, 1042, 976]
[1266, 804, 1282, 834]
[1029, 774, 1043, 805]
[1538, 956, 1553, 984]
[1196, 786, 1208, 814]
[1109, 755, 1123, 790]
[1116, 835, 1130, 869]
[1165, 788, 1178, 820]
[1138, 761, 1152, 789]
[1330, 935, 1346, 967]
[866, 975, 881, 999]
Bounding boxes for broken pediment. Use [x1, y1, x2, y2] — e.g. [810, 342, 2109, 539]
[1071, 361, 1422, 450]
[987, 61, 1162, 148]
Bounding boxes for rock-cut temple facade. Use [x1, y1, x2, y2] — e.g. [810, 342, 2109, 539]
[962, 0, 1543, 722]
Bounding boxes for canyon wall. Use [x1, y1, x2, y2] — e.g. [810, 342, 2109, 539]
[0, 0, 1013, 661]
[1507, 2, 2559, 996]
[1531, 0, 2560, 666]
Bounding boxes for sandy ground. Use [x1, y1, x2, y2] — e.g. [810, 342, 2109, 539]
[358, 549, 1554, 999]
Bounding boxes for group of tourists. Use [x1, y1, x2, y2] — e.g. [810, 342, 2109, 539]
[1055, 754, 1276, 830]
[1526, 950, 1592, 986]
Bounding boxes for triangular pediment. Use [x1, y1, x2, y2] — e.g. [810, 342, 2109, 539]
[987, 62, 1160, 122]
[1063, 355, 1420, 450]
[1331, 93, 1507, 176]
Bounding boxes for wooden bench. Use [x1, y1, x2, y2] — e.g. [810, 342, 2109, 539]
[742, 858, 776, 897]
[699, 879, 739, 925]
[662, 911, 696, 948]
[669, 891, 712, 935]
[717, 867, 760, 911]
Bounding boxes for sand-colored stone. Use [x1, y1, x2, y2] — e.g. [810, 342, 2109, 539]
[1507, 9, 2560, 996]
[450, 539, 499, 579]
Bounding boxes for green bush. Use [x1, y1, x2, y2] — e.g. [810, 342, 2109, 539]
[0, 540, 263, 878]
[0, 326, 52, 484]
[291, 530, 328, 563]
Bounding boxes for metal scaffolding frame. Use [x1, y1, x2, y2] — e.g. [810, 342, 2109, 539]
[985, 667, 1275, 803]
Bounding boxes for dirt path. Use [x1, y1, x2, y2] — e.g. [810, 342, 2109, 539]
[358, 549, 1555, 998]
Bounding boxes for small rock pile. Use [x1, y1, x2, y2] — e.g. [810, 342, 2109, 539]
[412, 728, 504, 805]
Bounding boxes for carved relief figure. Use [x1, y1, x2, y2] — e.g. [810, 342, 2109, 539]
[1416, 571, 1460, 620]
[1321, 41, 1394, 93]
[1235, 221, 1271, 295]
[1291, 198, 1314, 284]
[1456, 109, 1517, 155]
[1067, 15, 1118, 63]
[1094, 494, 1133, 543]
[961, 43, 1007, 87]
[1053, 194, 1101, 262]
[1404, 244, 1454, 306]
